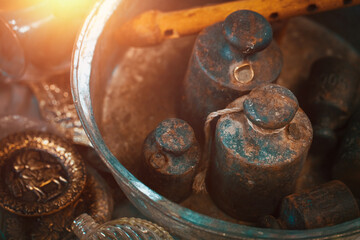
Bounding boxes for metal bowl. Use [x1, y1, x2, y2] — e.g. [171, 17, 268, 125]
[71, 0, 360, 238]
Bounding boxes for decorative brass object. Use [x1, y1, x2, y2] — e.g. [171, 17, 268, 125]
[6, 149, 68, 202]
[72, 213, 173, 240]
[0, 131, 86, 216]
[29, 73, 90, 146]
[0, 131, 113, 240]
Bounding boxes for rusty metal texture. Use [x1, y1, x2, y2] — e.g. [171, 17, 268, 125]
[301, 56, 359, 156]
[333, 107, 360, 198]
[180, 10, 282, 140]
[279, 180, 360, 230]
[142, 118, 200, 202]
[207, 84, 313, 221]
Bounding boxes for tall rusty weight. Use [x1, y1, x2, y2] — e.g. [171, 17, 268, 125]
[180, 10, 282, 139]
[142, 118, 200, 203]
[302, 56, 359, 156]
[207, 84, 313, 221]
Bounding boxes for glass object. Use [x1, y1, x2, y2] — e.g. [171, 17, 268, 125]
[0, 0, 95, 80]
[72, 213, 173, 240]
[71, 0, 360, 238]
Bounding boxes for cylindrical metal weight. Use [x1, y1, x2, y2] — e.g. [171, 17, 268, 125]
[207, 84, 312, 221]
[279, 180, 359, 229]
[180, 10, 282, 140]
[302, 56, 359, 156]
[142, 118, 200, 202]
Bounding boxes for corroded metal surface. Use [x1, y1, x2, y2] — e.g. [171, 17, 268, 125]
[0, 131, 86, 216]
[101, 17, 360, 227]
[301, 56, 359, 157]
[279, 180, 360, 230]
[243, 84, 299, 130]
[101, 37, 195, 177]
[207, 84, 313, 221]
[1, 166, 113, 240]
[180, 10, 282, 140]
[333, 108, 360, 198]
[142, 118, 200, 202]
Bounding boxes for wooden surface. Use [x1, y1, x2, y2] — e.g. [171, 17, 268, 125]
[115, 0, 360, 47]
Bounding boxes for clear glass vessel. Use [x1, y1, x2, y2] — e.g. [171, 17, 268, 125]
[71, 0, 360, 238]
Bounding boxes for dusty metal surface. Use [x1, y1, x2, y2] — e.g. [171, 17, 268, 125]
[277, 18, 360, 193]
[180, 10, 282, 140]
[142, 118, 200, 203]
[207, 84, 312, 221]
[279, 180, 360, 230]
[101, 17, 359, 224]
[243, 84, 299, 130]
[301, 56, 359, 158]
[101, 37, 195, 177]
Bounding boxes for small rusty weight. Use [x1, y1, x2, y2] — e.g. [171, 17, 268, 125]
[142, 118, 200, 202]
[333, 107, 360, 197]
[180, 10, 282, 140]
[279, 180, 360, 230]
[302, 56, 359, 156]
[207, 84, 313, 221]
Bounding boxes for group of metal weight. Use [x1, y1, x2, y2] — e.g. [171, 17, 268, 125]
[140, 10, 360, 229]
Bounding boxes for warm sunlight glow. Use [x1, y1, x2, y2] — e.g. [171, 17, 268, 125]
[50, 0, 96, 19]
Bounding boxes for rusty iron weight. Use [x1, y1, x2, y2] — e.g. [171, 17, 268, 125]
[207, 84, 313, 221]
[302, 56, 359, 157]
[142, 118, 200, 203]
[279, 180, 360, 230]
[180, 10, 282, 141]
